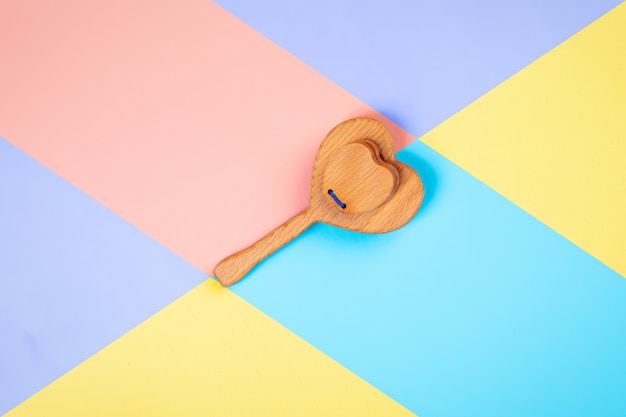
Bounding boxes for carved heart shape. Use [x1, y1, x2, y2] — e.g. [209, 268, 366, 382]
[214, 117, 424, 286]
[322, 141, 398, 214]
[309, 118, 424, 233]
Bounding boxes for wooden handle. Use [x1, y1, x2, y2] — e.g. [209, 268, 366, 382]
[214, 210, 315, 286]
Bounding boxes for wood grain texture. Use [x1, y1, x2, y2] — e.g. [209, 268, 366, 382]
[214, 118, 424, 286]
[213, 210, 314, 287]
[323, 141, 398, 213]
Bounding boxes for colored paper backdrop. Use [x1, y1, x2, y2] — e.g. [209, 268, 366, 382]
[1, 1, 625, 416]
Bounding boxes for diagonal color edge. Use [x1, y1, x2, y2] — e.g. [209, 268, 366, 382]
[421, 2, 626, 278]
[6, 280, 416, 417]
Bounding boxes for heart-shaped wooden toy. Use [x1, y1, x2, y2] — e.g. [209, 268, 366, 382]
[214, 117, 424, 286]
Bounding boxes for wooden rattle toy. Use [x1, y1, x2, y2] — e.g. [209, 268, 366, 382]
[214, 117, 424, 286]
